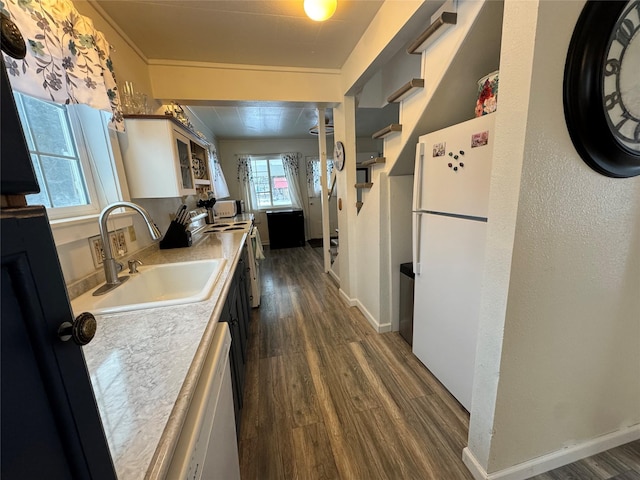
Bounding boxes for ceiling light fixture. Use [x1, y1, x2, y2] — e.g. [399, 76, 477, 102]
[309, 120, 334, 135]
[304, 0, 337, 22]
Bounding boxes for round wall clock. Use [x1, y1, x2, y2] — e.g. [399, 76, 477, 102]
[334, 141, 345, 171]
[563, 0, 640, 178]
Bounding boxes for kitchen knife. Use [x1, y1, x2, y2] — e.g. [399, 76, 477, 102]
[174, 204, 186, 222]
[178, 209, 190, 225]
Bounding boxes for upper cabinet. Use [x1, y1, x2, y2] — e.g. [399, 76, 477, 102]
[119, 115, 212, 198]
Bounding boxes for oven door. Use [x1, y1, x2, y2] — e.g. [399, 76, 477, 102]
[247, 226, 261, 308]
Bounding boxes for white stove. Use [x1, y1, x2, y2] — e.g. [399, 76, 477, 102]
[191, 213, 261, 308]
[203, 220, 252, 233]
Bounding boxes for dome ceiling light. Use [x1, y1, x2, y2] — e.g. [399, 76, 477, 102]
[304, 0, 337, 22]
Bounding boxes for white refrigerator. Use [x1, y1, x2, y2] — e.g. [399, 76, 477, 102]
[412, 113, 496, 411]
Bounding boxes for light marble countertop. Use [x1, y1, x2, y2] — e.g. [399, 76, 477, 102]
[79, 229, 247, 480]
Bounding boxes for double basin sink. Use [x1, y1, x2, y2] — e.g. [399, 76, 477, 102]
[71, 259, 226, 315]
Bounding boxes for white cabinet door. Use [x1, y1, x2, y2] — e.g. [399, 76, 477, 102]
[172, 130, 195, 194]
[120, 118, 199, 198]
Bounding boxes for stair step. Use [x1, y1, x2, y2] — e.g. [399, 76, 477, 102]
[372, 124, 402, 139]
[407, 11, 457, 54]
[387, 79, 425, 103]
[355, 182, 373, 189]
[361, 157, 386, 167]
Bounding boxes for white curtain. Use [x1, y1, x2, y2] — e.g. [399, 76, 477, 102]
[209, 146, 230, 199]
[281, 153, 304, 208]
[306, 156, 335, 197]
[68, 105, 122, 206]
[237, 156, 258, 212]
[2, 0, 124, 130]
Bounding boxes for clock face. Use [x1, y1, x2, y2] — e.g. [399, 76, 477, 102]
[334, 141, 345, 170]
[563, 0, 640, 178]
[603, 1, 640, 153]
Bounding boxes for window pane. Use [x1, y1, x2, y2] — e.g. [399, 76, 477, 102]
[269, 159, 290, 206]
[13, 94, 35, 150]
[21, 95, 75, 156]
[249, 157, 294, 208]
[25, 154, 51, 208]
[39, 155, 89, 207]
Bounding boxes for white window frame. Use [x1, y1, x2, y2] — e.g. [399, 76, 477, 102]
[13, 92, 102, 220]
[250, 156, 293, 210]
[13, 92, 133, 246]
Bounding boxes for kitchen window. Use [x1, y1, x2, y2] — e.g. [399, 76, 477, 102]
[250, 157, 292, 209]
[13, 92, 123, 221]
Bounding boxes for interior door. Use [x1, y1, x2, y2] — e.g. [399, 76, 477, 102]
[1, 57, 116, 479]
[307, 157, 338, 240]
[307, 157, 323, 239]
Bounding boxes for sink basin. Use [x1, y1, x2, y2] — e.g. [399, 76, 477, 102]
[71, 259, 226, 315]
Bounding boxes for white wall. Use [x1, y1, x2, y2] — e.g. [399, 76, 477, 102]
[467, 1, 640, 475]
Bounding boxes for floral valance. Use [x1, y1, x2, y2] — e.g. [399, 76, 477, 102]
[1, 0, 124, 130]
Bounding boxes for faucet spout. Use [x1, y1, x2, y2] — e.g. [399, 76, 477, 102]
[93, 201, 162, 296]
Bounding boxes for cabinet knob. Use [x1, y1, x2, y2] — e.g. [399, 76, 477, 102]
[1, 12, 27, 59]
[58, 312, 97, 345]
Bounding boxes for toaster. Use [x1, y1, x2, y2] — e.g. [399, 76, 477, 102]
[213, 200, 237, 218]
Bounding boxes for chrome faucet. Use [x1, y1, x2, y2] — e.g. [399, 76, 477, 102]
[93, 201, 162, 296]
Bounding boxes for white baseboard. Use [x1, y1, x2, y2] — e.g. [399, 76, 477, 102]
[336, 290, 392, 333]
[328, 268, 340, 285]
[354, 299, 392, 333]
[462, 424, 640, 480]
[338, 288, 356, 307]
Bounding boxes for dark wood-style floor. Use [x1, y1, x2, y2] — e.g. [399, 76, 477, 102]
[238, 245, 640, 479]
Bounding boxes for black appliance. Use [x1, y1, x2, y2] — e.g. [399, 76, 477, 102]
[399, 262, 415, 346]
[266, 208, 305, 249]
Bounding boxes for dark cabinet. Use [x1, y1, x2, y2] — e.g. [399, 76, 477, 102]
[219, 248, 252, 434]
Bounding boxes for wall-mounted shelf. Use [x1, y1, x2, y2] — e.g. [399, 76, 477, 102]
[407, 11, 457, 54]
[360, 157, 386, 167]
[387, 79, 425, 103]
[372, 124, 402, 140]
[355, 182, 374, 189]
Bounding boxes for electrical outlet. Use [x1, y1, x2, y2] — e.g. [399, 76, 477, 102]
[116, 229, 128, 256]
[89, 236, 105, 268]
[109, 230, 128, 258]
[128, 225, 136, 242]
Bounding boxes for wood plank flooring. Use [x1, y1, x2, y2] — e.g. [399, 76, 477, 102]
[239, 245, 640, 479]
[529, 441, 640, 480]
[238, 245, 473, 479]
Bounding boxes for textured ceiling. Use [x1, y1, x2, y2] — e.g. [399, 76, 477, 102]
[94, 0, 384, 69]
[93, 0, 391, 138]
[187, 102, 399, 139]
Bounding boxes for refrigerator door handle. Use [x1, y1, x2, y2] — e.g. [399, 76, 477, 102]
[413, 212, 422, 276]
[412, 142, 425, 212]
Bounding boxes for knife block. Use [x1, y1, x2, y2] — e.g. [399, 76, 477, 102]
[159, 221, 192, 249]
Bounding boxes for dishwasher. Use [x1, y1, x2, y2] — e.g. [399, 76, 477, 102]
[166, 322, 240, 479]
